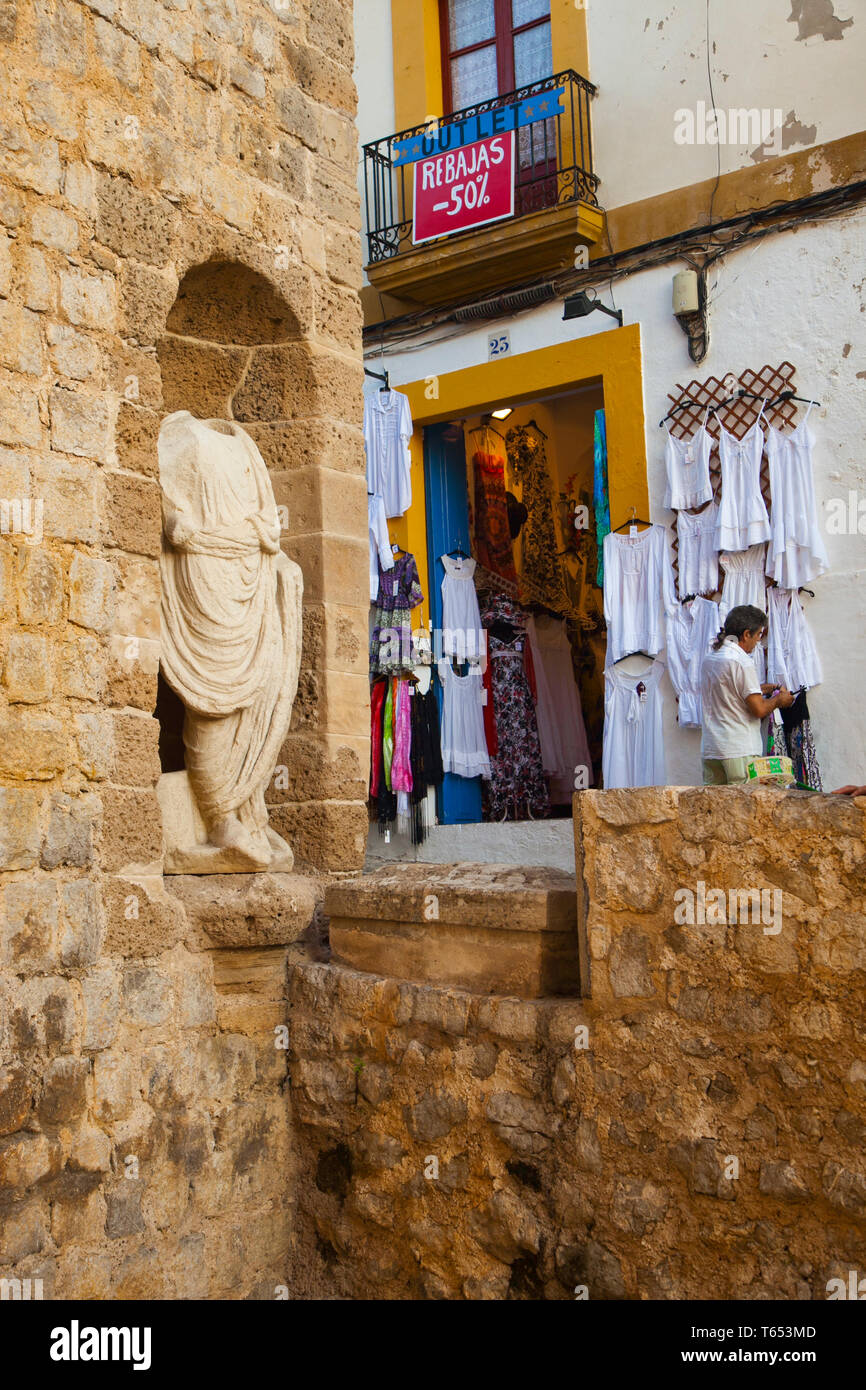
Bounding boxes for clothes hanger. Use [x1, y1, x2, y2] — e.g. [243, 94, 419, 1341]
[364, 366, 391, 391]
[611, 506, 652, 534]
[469, 423, 505, 442]
[768, 389, 821, 410]
[445, 539, 469, 559]
[526, 418, 548, 439]
[658, 398, 711, 428]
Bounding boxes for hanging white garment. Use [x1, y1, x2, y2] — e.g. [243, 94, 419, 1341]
[715, 409, 771, 551]
[766, 587, 822, 691]
[363, 389, 413, 518]
[368, 493, 393, 602]
[676, 502, 719, 598]
[603, 525, 676, 665]
[663, 413, 713, 510]
[766, 408, 829, 590]
[666, 596, 720, 728]
[602, 660, 666, 789]
[718, 544, 767, 621]
[438, 659, 491, 779]
[527, 613, 594, 796]
[440, 555, 485, 661]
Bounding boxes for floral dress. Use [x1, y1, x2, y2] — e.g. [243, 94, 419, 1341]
[484, 630, 550, 821]
[371, 551, 424, 677]
[506, 423, 568, 614]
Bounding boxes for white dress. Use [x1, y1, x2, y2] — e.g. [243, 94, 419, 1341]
[603, 525, 676, 665]
[440, 555, 485, 661]
[718, 543, 767, 621]
[666, 596, 720, 728]
[526, 614, 594, 797]
[715, 409, 771, 551]
[437, 659, 491, 779]
[368, 493, 393, 602]
[677, 501, 719, 598]
[602, 660, 666, 789]
[766, 587, 822, 691]
[663, 413, 713, 510]
[363, 389, 413, 518]
[766, 408, 829, 590]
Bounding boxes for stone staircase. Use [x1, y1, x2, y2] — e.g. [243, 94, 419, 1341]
[326, 862, 581, 997]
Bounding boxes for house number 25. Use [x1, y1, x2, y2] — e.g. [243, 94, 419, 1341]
[487, 331, 511, 360]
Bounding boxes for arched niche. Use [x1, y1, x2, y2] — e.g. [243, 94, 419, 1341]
[154, 258, 302, 774]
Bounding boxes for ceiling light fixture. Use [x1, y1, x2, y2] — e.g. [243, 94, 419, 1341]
[490, 407, 513, 420]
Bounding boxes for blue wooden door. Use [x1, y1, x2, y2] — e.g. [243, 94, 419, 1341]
[423, 423, 483, 825]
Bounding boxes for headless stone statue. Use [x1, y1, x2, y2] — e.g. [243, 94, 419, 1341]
[157, 410, 302, 872]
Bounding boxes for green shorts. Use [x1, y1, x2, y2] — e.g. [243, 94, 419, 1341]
[702, 756, 751, 786]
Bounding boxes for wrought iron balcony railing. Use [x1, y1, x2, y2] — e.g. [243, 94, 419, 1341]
[362, 70, 599, 266]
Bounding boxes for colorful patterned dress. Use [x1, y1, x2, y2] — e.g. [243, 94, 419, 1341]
[483, 630, 550, 821]
[370, 551, 424, 677]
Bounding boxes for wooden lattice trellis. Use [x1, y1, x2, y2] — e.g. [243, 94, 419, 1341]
[664, 362, 801, 592]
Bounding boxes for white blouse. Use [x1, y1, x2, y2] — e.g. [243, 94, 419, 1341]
[676, 502, 719, 599]
[664, 418, 713, 511]
[438, 659, 491, 780]
[715, 414, 771, 552]
[666, 596, 720, 728]
[364, 389, 413, 518]
[766, 587, 822, 692]
[603, 524, 676, 665]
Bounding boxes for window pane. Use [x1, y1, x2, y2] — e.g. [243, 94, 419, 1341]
[513, 20, 552, 86]
[512, 0, 549, 25]
[450, 45, 498, 110]
[448, 0, 495, 51]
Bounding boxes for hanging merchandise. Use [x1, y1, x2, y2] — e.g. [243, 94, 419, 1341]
[370, 549, 424, 677]
[437, 659, 491, 780]
[714, 407, 772, 551]
[666, 596, 720, 728]
[676, 502, 719, 599]
[593, 409, 610, 586]
[663, 409, 714, 511]
[409, 680, 444, 845]
[602, 660, 667, 789]
[766, 587, 822, 691]
[363, 387, 413, 518]
[368, 492, 393, 602]
[767, 690, 823, 791]
[440, 553, 485, 661]
[526, 613, 594, 798]
[472, 439, 519, 584]
[372, 676, 397, 833]
[765, 408, 829, 589]
[506, 422, 569, 614]
[718, 543, 767, 622]
[483, 625, 550, 820]
[602, 524, 676, 664]
[369, 677, 387, 800]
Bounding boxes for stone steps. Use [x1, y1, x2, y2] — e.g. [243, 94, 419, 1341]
[326, 862, 580, 998]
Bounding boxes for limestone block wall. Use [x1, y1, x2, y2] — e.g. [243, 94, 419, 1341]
[0, 0, 367, 1300]
[286, 788, 866, 1300]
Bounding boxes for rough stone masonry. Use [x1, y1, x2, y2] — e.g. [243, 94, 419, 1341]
[0, 0, 367, 1298]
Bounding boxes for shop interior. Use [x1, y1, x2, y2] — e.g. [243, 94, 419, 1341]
[368, 378, 610, 845]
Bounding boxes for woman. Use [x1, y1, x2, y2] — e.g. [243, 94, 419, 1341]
[700, 604, 794, 785]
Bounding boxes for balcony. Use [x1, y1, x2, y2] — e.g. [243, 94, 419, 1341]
[362, 70, 603, 308]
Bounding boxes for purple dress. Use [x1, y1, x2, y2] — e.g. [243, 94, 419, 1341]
[371, 551, 423, 676]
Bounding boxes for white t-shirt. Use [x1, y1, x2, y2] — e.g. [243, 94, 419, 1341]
[700, 636, 763, 760]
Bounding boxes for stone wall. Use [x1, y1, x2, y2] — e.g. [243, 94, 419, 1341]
[286, 787, 866, 1300]
[1, 0, 365, 1299]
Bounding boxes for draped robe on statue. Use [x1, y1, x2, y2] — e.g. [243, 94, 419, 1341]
[158, 411, 302, 870]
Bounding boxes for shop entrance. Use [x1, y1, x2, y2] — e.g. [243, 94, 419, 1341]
[422, 384, 607, 831]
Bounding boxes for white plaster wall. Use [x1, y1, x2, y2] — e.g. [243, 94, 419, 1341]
[588, 0, 864, 210]
[353, 0, 396, 274]
[374, 207, 866, 793]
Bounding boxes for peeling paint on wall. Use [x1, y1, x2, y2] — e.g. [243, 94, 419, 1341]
[751, 109, 819, 161]
[788, 1, 854, 42]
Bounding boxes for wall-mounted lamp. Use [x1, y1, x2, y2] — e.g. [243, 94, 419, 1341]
[562, 291, 623, 327]
[490, 406, 513, 420]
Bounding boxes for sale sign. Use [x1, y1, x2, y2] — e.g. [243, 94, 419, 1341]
[412, 131, 514, 245]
